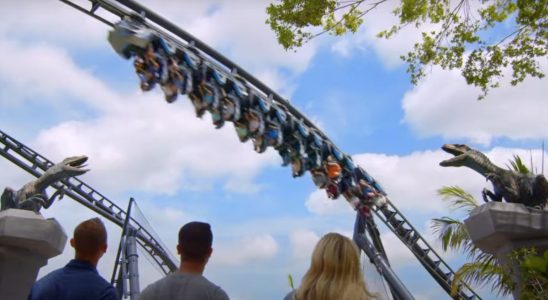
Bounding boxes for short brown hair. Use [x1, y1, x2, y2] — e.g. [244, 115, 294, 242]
[73, 217, 107, 256]
[178, 221, 213, 262]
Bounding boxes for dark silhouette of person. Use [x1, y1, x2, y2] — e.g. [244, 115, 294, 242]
[29, 217, 117, 300]
[139, 221, 229, 300]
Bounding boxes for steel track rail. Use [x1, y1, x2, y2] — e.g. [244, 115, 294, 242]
[0, 129, 177, 274]
[56, 1, 482, 298]
[373, 201, 481, 299]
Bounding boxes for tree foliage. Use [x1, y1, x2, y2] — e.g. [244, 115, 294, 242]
[519, 248, 548, 299]
[266, 0, 547, 99]
[433, 186, 514, 296]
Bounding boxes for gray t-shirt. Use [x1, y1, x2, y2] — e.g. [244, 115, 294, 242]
[139, 272, 229, 300]
[283, 290, 295, 300]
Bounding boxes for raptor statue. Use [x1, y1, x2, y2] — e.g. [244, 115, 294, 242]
[440, 144, 548, 208]
[1, 156, 89, 213]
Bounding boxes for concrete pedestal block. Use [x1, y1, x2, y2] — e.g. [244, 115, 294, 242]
[464, 202, 548, 257]
[464, 202, 548, 298]
[0, 209, 67, 300]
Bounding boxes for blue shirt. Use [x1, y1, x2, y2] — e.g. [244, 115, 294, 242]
[28, 259, 118, 300]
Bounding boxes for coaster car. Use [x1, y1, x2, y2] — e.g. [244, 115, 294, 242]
[211, 107, 225, 129]
[222, 95, 240, 122]
[305, 149, 322, 170]
[319, 141, 334, 162]
[182, 48, 201, 71]
[326, 182, 340, 199]
[310, 169, 328, 188]
[108, 17, 156, 59]
[161, 57, 185, 103]
[294, 119, 309, 140]
[339, 172, 358, 201]
[307, 130, 323, 150]
[341, 155, 355, 173]
[330, 145, 345, 162]
[250, 90, 273, 114]
[138, 43, 167, 86]
[222, 78, 246, 122]
[372, 181, 387, 196]
[276, 145, 292, 166]
[305, 130, 323, 169]
[134, 55, 156, 91]
[246, 109, 265, 137]
[175, 49, 200, 95]
[291, 155, 307, 178]
[264, 123, 283, 148]
[270, 104, 287, 124]
[234, 120, 251, 143]
[177, 63, 194, 95]
[193, 64, 223, 118]
[253, 135, 268, 154]
[354, 167, 374, 184]
[325, 157, 342, 181]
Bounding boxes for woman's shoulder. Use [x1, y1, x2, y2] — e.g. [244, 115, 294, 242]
[283, 290, 295, 300]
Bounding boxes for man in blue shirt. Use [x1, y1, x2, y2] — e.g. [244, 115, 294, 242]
[28, 217, 118, 300]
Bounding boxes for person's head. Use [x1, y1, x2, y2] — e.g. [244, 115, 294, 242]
[69, 217, 108, 265]
[177, 221, 213, 264]
[295, 233, 375, 300]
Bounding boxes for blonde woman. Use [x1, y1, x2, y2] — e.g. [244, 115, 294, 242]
[284, 232, 376, 300]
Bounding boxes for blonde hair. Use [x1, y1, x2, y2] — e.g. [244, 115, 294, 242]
[294, 233, 375, 300]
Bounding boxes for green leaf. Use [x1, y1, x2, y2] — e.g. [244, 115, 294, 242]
[288, 273, 295, 290]
[266, 0, 547, 98]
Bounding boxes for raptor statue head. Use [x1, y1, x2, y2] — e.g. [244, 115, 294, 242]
[44, 155, 90, 178]
[439, 144, 473, 167]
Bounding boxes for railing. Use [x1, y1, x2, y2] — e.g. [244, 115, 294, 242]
[0, 129, 177, 274]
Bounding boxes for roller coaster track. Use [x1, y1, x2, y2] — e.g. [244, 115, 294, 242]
[2, 0, 482, 298]
[0, 129, 177, 275]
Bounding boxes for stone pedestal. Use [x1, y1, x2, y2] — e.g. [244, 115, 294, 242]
[464, 202, 548, 298]
[0, 209, 67, 300]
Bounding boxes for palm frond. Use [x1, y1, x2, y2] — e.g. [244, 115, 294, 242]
[507, 154, 531, 175]
[437, 186, 479, 214]
[451, 256, 514, 297]
[431, 217, 473, 253]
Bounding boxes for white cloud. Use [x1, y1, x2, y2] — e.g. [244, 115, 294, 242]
[213, 234, 279, 266]
[0, 159, 35, 194]
[402, 65, 548, 144]
[0, 38, 120, 111]
[0, 1, 108, 48]
[289, 229, 319, 260]
[33, 93, 279, 195]
[305, 189, 354, 216]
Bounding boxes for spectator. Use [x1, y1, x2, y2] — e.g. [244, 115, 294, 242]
[284, 233, 376, 300]
[139, 221, 229, 300]
[28, 217, 117, 300]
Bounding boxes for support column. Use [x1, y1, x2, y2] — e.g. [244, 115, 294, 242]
[0, 209, 67, 300]
[464, 202, 548, 298]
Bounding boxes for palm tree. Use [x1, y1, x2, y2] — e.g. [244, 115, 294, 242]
[432, 155, 534, 296]
[432, 186, 514, 297]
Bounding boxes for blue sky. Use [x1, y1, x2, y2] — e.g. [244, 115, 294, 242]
[1, 1, 546, 299]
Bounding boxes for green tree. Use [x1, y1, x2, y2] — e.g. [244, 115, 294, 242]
[516, 248, 548, 299]
[266, 0, 547, 99]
